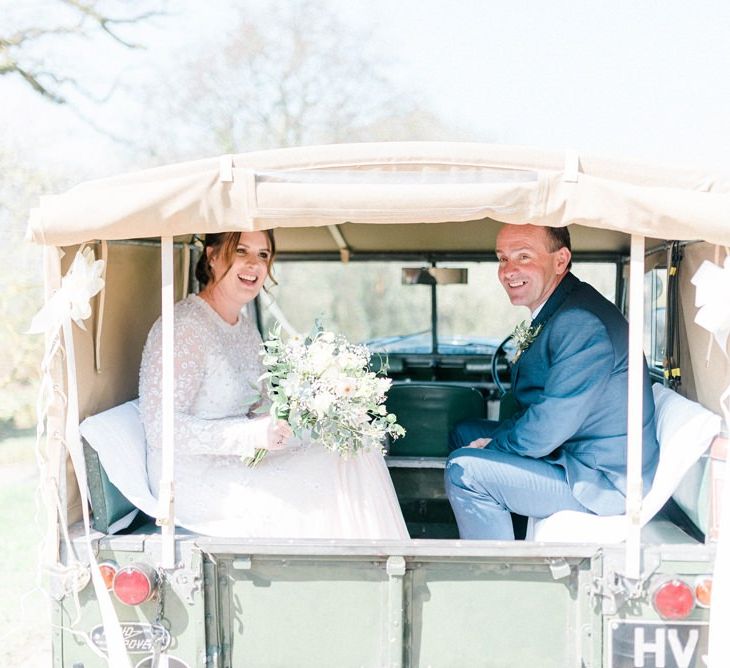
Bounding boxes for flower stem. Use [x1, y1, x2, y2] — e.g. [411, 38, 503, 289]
[246, 448, 268, 468]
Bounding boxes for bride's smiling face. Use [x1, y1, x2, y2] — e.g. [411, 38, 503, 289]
[208, 231, 273, 309]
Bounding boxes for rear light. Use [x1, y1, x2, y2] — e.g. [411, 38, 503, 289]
[98, 561, 118, 590]
[652, 579, 695, 620]
[694, 576, 713, 608]
[112, 563, 158, 606]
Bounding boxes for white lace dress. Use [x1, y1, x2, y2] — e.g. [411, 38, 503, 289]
[139, 295, 408, 539]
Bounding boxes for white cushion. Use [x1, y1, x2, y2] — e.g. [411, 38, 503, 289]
[530, 384, 721, 543]
[79, 400, 159, 521]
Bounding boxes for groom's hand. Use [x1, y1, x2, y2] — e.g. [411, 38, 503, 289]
[466, 437, 491, 449]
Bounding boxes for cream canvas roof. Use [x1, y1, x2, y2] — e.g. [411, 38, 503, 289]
[27, 142, 730, 249]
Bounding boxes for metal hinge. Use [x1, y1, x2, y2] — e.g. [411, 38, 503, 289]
[546, 557, 572, 580]
[169, 567, 202, 606]
[590, 568, 655, 615]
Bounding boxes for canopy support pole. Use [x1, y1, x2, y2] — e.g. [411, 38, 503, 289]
[625, 234, 646, 578]
[327, 224, 351, 263]
[157, 236, 176, 569]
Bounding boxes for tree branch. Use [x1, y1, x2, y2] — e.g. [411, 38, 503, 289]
[1, 0, 166, 104]
[59, 0, 166, 49]
[11, 65, 68, 104]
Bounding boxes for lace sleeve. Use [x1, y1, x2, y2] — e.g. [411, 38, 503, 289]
[139, 309, 269, 460]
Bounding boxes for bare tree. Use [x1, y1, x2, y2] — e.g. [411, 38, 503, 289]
[0, 1, 170, 429]
[136, 0, 457, 161]
[0, 0, 165, 105]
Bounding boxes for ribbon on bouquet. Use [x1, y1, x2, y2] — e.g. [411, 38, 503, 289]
[691, 251, 730, 668]
[30, 246, 133, 668]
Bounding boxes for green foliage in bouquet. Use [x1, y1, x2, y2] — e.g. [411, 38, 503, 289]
[252, 322, 405, 465]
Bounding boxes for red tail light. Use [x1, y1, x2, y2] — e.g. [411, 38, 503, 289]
[98, 561, 118, 590]
[694, 576, 713, 608]
[112, 564, 158, 606]
[652, 579, 695, 620]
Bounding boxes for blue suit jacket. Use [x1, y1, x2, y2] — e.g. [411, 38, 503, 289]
[489, 272, 660, 515]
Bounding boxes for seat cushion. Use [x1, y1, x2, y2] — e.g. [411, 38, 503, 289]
[530, 384, 720, 543]
[80, 400, 158, 532]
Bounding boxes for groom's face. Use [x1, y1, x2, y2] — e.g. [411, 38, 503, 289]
[495, 224, 571, 312]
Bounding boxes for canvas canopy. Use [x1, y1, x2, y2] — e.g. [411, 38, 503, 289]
[27, 142, 730, 247]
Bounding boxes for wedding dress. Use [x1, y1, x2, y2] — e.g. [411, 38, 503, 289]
[139, 295, 408, 539]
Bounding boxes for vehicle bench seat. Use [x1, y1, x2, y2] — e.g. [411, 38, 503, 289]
[78, 384, 720, 544]
[80, 399, 158, 534]
[529, 384, 721, 543]
[83, 444, 140, 533]
[385, 382, 721, 544]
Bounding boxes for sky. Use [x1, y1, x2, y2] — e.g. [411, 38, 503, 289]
[341, 0, 730, 169]
[3, 0, 730, 181]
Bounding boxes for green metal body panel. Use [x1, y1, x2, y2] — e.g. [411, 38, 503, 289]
[55, 543, 207, 667]
[55, 530, 713, 667]
[404, 559, 588, 667]
[225, 557, 393, 667]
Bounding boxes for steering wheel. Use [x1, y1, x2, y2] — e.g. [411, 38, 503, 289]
[490, 332, 514, 398]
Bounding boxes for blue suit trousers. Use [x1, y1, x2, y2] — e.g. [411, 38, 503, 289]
[445, 420, 590, 539]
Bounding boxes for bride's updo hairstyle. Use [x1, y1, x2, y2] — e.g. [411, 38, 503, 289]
[195, 230, 277, 289]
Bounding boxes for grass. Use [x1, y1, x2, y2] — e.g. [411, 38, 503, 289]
[0, 433, 51, 667]
[0, 428, 37, 464]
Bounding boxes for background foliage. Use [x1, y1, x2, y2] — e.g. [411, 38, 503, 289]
[0, 149, 59, 430]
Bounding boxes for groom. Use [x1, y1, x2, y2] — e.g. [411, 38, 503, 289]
[445, 224, 660, 539]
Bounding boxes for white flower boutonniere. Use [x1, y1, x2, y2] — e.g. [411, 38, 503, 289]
[511, 321, 543, 362]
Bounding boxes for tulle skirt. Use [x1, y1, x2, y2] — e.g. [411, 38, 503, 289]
[147, 441, 409, 540]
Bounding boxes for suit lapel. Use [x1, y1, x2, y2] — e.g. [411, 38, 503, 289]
[531, 272, 580, 331]
[511, 272, 580, 386]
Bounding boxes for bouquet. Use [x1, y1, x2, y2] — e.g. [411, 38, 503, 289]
[248, 323, 405, 466]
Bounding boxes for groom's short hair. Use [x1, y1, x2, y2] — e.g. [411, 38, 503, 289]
[545, 226, 572, 270]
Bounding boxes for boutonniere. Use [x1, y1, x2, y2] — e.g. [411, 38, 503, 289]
[511, 321, 543, 362]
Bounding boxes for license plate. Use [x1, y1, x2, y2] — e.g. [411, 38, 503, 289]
[609, 620, 709, 668]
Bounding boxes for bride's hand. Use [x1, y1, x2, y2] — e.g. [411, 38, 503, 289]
[266, 418, 293, 450]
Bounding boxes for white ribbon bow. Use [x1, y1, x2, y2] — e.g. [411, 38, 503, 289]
[29, 247, 105, 334]
[691, 256, 730, 352]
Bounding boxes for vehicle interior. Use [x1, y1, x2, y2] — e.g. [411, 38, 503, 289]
[74, 219, 726, 546]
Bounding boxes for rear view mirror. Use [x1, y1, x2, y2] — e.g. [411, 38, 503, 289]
[402, 268, 468, 285]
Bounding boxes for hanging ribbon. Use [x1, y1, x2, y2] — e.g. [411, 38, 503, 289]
[30, 246, 133, 668]
[94, 240, 108, 373]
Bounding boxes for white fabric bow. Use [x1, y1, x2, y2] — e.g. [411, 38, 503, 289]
[29, 247, 105, 334]
[691, 256, 730, 352]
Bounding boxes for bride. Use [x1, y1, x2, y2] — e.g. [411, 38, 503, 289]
[139, 230, 409, 539]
